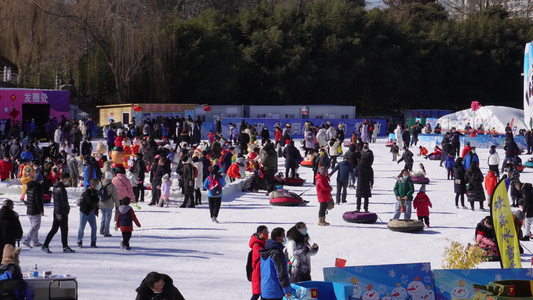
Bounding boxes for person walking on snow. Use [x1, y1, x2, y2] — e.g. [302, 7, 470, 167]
[413, 185, 432, 227]
[315, 166, 332, 226]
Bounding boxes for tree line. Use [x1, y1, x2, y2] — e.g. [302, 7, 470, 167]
[0, 0, 532, 114]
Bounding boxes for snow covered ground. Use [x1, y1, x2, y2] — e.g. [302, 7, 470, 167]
[4, 137, 531, 299]
[437, 105, 526, 132]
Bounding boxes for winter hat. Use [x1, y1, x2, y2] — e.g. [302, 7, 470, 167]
[2, 244, 21, 265]
[516, 210, 525, 221]
[105, 171, 114, 180]
[162, 174, 169, 182]
[318, 166, 327, 175]
[419, 185, 426, 193]
[34, 173, 44, 182]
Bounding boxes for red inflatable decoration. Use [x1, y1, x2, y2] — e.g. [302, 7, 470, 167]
[203, 105, 212, 112]
[133, 105, 142, 112]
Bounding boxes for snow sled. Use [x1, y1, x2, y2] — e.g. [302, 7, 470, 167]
[385, 141, 394, 147]
[300, 160, 313, 168]
[342, 211, 377, 224]
[465, 243, 499, 261]
[343, 142, 352, 147]
[428, 155, 441, 160]
[411, 176, 430, 184]
[280, 177, 305, 186]
[525, 159, 533, 168]
[517, 165, 524, 172]
[387, 219, 424, 233]
[270, 197, 302, 206]
[144, 186, 152, 190]
[43, 194, 51, 204]
[275, 173, 305, 186]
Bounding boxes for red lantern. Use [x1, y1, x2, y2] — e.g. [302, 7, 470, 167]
[203, 105, 212, 112]
[133, 105, 142, 112]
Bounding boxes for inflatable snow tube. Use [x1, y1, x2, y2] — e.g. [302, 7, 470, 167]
[525, 161, 533, 168]
[385, 142, 394, 147]
[44, 194, 52, 204]
[387, 219, 424, 233]
[300, 160, 313, 168]
[428, 155, 441, 160]
[342, 211, 378, 224]
[282, 177, 305, 186]
[411, 176, 430, 184]
[343, 142, 352, 147]
[270, 197, 301, 206]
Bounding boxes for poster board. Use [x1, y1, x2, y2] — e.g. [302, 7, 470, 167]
[323, 263, 434, 300]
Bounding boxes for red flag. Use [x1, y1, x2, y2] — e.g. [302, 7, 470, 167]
[335, 258, 346, 268]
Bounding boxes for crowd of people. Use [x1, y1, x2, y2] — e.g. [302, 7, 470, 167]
[1, 113, 532, 299]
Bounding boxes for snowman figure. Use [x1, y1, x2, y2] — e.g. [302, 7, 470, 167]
[362, 284, 380, 300]
[391, 283, 408, 300]
[351, 277, 363, 299]
[451, 280, 469, 299]
[407, 277, 425, 300]
[422, 286, 435, 300]
[382, 294, 393, 300]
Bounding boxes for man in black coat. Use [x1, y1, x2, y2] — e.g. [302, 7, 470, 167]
[502, 137, 520, 172]
[22, 173, 44, 249]
[282, 141, 301, 178]
[238, 130, 250, 155]
[360, 143, 374, 166]
[0, 199, 23, 252]
[397, 147, 414, 172]
[133, 153, 146, 202]
[42, 173, 75, 253]
[135, 272, 185, 300]
[517, 181, 533, 238]
[78, 178, 100, 248]
[179, 156, 196, 208]
[401, 128, 411, 150]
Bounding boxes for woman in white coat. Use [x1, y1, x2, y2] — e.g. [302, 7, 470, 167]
[192, 156, 204, 205]
[284, 222, 319, 283]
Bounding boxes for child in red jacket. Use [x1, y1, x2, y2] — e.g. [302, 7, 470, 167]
[116, 197, 141, 251]
[413, 185, 432, 227]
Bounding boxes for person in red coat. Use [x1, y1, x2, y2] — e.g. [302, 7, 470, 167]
[227, 161, 243, 181]
[0, 158, 12, 181]
[315, 166, 332, 226]
[249, 225, 269, 300]
[484, 170, 498, 205]
[461, 142, 472, 159]
[413, 185, 432, 227]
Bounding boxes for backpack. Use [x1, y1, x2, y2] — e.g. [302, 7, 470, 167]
[246, 250, 254, 282]
[246, 242, 262, 282]
[98, 183, 112, 202]
[209, 174, 222, 197]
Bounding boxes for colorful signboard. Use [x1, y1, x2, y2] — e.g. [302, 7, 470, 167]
[0, 89, 69, 123]
[323, 263, 434, 300]
[433, 269, 533, 300]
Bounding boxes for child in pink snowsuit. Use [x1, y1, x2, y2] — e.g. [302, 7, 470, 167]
[413, 184, 432, 227]
[160, 174, 171, 208]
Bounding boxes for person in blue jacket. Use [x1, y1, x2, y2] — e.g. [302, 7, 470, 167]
[203, 165, 226, 223]
[329, 157, 355, 204]
[259, 227, 292, 300]
[463, 147, 479, 170]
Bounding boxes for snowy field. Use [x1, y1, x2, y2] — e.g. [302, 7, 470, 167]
[3, 137, 531, 299]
